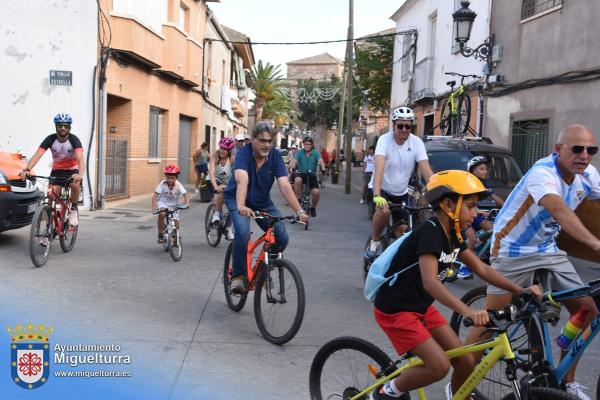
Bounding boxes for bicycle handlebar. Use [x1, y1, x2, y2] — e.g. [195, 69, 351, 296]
[27, 175, 73, 186]
[463, 304, 519, 327]
[152, 205, 189, 214]
[387, 201, 432, 213]
[253, 211, 307, 225]
[444, 72, 480, 79]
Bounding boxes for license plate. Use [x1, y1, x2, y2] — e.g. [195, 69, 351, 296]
[27, 203, 39, 213]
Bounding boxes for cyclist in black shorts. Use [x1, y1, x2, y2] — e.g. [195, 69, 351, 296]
[289, 136, 326, 217]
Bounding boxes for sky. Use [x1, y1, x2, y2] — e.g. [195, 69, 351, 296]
[208, 0, 403, 77]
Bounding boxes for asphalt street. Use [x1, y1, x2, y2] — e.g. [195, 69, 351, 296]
[0, 166, 598, 399]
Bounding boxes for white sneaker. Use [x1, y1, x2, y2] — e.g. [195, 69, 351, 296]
[68, 209, 78, 227]
[445, 383, 452, 400]
[566, 382, 591, 400]
[211, 212, 221, 223]
[226, 227, 234, 240]
[360, 199, 364, 204]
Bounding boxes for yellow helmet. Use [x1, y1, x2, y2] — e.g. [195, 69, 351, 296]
[425, 170, 490, 243]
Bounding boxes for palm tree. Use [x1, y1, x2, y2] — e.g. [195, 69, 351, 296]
[261, 91, 297, 126]
[250, 60, 284, 121]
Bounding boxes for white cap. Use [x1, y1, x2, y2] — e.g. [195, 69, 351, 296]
[235, 134, 245, 141]
[244, 134, 251, 140]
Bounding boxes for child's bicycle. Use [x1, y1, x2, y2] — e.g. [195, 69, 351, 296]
[153, 205, 188, 261]
[309, 297, 578, 400]
[451, 279, 600, 400]
[222, 211, 306, 345]
[27, 175, 78, 267]
[439, 72, 480, 136]
[204, 202, 232, 247]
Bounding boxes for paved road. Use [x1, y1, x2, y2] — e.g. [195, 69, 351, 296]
[0, 167, 598, 399]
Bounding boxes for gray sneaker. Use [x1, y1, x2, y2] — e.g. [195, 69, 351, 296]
[230, 276, 247, 294]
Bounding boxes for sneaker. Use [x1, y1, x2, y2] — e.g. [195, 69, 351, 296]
[364, 240, 382, 260]
[225, 227, 235, 241]
[360, 199, 365, 204]
[68, 209, 79, 227]
[566, 382, 591, 400]
[157, 234, 165, 244]
[369, 388, 410, 400]
[40, 237, 49, 247]
[230, 276, 247, 294]
[211, 212, 221, 223]
[310, 207, 316, 217]
[445, 383, 453, 400]
[456, 263, 473, 279]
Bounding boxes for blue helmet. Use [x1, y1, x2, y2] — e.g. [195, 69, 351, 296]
[54, 113, 72, 125]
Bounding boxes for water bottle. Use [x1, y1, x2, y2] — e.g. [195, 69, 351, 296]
[555, 308, 589, 350]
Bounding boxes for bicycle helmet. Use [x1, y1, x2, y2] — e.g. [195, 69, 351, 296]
[219, 137, 235, 150]
[54, 113, 72, 125]
[235, 133, 245, 141]
[164, 164, 180, 175]
[425, 170, 490, 243]
[467, 156, 489, 173]
[391, 106, 415, 122]
[303, 136, 314, 144]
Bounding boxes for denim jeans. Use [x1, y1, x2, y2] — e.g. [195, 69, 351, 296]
[224, 198, 289, 278]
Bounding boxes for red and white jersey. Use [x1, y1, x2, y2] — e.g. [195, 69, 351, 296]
[39, 133, 83, 171]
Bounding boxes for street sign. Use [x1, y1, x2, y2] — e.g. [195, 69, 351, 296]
[49, 70, 72, 86]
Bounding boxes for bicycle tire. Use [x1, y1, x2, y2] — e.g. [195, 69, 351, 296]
[59, 208, 78, 253]
[450, 285, 545, 400]
[222, 242, 247, 312]
[253, 258, 305, 345]
[363, 234, 373, 281]
[205, 203, 222, 247]
[440, 99, 453, 136]
[501, 387, 579, 400]
[457, 93, 472, 134]
[309, 336, 394, 400]
[29, 204, 53, 267]
[168, 229, 182, 261]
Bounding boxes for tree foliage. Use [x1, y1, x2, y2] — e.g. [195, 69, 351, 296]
[249, 60, 284, 121]
[354, 35, 394, 113]
[296, 75, 342, 129]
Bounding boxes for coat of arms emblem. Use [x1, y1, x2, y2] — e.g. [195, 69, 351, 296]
[8, 323, 53, 389]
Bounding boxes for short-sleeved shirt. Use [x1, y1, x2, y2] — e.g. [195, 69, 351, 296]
[491, 154, 600, 258]
[39, 133, 83, 171]
[295, 149, 321, 174]
[155, 180, 187, 209]
[321, 150, 330, 164]
[223, 144, 288, 210]
[368, 132, 428, 196]
[364, 154, 375, 173]
[375, 217, 466, 314]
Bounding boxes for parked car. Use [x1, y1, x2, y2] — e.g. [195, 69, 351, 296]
[408, 136, 524, 221]
[0, 150, 42, 233]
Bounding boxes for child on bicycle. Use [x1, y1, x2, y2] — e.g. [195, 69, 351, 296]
[151, 164, 189, 243]
[370, 170, 539, 400]
[458, 156, 505, 278]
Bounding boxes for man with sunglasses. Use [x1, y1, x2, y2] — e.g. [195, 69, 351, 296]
[224, 122, 309, 294]
[20, 113, 84, 227]
[467, 124, 600, 400]
[289, 136, 326, 217]
[365, 106, 433, 259]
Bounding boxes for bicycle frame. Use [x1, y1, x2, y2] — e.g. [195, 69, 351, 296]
[244, 226, 277, 290]
[44, 183, 71, 237]
[350, 332, 520, 400]
[446, 84, 466, 116]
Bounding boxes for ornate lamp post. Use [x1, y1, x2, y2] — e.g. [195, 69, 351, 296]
[452, 1, 493, 70]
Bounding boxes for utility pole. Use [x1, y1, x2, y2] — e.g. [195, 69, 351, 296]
[344, 0, 354, 194]
[334, 72, 346, 183]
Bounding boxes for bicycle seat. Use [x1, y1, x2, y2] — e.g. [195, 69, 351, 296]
[446, 80, 456, 87]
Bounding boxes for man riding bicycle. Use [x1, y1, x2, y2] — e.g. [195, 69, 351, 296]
[289, 136, 326, 217]
[20, 113, 84, 227]
[224, 122, 309, 294]
[465, 124, 600, 400]
[365, 106, 434, 259]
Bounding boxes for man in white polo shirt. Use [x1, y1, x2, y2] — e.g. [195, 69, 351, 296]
[365, 106, 434, 259]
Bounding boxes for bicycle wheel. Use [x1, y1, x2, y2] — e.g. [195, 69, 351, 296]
[450, 285, 545, 400]
[501, 387, 579, 400]
[222, 242, 247, 312]
[59, 209, 78, 253]
[440, 99, 453, 136]
[29, 204, 53, 267]
[457, 93, 472, 134]
[309, 336, 394, 400]
[205, 203, 222, 247]
[363, 234, 373, 281]
[168, 229, 182, 261]
[253, 258, 305, 345]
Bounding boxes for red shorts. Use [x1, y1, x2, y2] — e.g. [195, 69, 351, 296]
[374, 305, 447, 356]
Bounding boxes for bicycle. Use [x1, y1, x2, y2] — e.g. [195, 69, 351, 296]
[222, 211, 306, 345]
[309, 299, 577, 400]
[439, 72, 480, 136]
[27, 175, 78, 267]
[205, 201, 232, 247]
[450, 279, 600, 400]
[153, 205, 188, 261]
[295, 171, 313, 230]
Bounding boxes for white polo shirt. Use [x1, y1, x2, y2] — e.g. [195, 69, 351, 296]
[369, 132, 428, 196]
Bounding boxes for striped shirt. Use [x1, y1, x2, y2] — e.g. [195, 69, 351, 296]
[491, 154, 600, 258]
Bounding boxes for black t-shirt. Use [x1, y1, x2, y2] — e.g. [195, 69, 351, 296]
[374, 217, 467, 314]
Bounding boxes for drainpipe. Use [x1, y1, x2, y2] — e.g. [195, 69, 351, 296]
[406, 31, 418, 105]
[97, 49, 109, 209]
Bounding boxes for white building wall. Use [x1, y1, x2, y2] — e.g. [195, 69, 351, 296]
[391, 0, 491, 108]
[1, 0, 98, 209]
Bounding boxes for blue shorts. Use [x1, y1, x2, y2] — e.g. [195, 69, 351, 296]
[472, 213, 486, 231]
[195, 163, 208, 174]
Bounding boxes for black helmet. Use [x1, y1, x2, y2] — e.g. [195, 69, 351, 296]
[303, 136, 314, 144]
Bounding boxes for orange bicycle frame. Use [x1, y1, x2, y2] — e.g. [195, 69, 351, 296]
[245, 227, 276, 290]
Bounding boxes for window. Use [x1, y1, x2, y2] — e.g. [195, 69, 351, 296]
[148, 106, 162, 159]
[521, 0, 563, 20]
[400, 34, 412, 82]
[511, 119, 549, 170]
[178, 2, 189, 32]
[113, 0, 167, 33]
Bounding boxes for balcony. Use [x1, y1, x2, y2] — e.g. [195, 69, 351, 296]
[156, 24, 187, 80]
[109, 14, 164, 68]
[411, 57, 436, 102]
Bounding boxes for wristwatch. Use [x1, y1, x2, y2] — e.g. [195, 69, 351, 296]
[296, 209, 307, 216]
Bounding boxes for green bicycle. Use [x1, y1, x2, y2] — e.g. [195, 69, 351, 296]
[309, 301, 577, 400]
[439, 72, 480, 136]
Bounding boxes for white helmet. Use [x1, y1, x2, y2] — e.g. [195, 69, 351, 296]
[467, 156, 488, 172]
[391, 106, 415, 122]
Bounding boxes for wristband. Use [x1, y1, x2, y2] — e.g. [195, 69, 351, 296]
[296, 209, 307, 216]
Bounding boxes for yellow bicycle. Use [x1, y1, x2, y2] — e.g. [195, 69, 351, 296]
[309, 303, 577, 400]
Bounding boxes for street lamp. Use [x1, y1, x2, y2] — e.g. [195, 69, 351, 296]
[452, 1, 493, 67]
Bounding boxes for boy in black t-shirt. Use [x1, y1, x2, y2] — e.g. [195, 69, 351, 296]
[370, 170, 540, 400]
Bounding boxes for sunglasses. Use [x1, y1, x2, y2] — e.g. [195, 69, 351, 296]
[56, 123, 71, 129]
[394, 123, 412, 130]
[564, 144, 599, 155]
[255, 138, 273, 145]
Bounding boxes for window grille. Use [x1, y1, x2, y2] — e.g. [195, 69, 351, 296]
[521, 0, 562, 20]
[148, 106, 162, 159]
[511, 119, 549, 170]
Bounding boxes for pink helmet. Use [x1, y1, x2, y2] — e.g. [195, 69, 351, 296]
[219, 137, 235, 150]
[164, 164, 180, 175]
